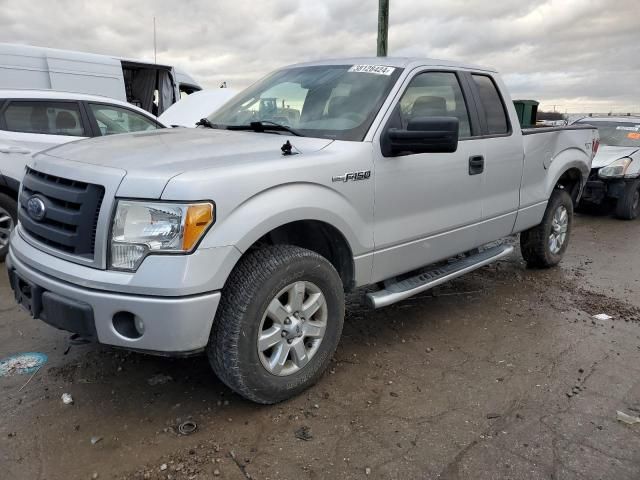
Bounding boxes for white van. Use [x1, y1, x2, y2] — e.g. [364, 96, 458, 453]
[0, 43, 202, 116]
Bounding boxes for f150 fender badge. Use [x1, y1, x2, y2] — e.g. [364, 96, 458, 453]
[332, 170, 371, 182]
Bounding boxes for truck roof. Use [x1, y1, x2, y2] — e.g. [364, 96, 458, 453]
[287, 56, 496, 73]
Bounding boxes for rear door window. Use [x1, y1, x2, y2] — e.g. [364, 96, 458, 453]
[88, 104, 161, 136]
[2, 101, 86, 136]
[471, 75, 509, 135]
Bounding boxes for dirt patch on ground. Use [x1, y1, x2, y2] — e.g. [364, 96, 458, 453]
[573, 288, 640, 323]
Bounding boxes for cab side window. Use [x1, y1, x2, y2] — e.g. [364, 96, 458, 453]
[471, 74, 509, 135]
[88, 104, 161, 136]
[399, 72, 471, 138]
[2, 101, 85, 136]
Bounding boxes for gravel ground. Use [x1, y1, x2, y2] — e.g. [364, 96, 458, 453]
[1, 213, 639, 480]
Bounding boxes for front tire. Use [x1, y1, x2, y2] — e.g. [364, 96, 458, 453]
[520, 189, 573, 268]
[0, 193, 17, 261]
[615, 180, 640, 220]
[208, 245, 345, 404]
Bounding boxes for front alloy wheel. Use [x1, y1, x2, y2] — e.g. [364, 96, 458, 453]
[208, 245, 344, 404]
[257, 281, 327, 376]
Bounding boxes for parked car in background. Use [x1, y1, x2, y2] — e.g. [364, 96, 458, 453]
[0, 89, 166, 258]
[158, 89, 237, 127]
[0, 43, 202, 116]
[6, 58, 597, 403]
[574, 116, 640, 219]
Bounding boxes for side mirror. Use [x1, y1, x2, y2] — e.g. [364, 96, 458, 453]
[384, 117, 459, 156]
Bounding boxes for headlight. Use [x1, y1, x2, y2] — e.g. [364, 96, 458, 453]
[599, 157, 632, 179]
[110, 200, 214, 271]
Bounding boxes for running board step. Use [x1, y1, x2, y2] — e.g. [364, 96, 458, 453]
[366, 244, 514, 309]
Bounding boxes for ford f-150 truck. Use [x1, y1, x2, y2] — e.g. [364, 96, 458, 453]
[7, 58, 598, 403]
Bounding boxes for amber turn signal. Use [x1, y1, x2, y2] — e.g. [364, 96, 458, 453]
[182, 203, 214, 250]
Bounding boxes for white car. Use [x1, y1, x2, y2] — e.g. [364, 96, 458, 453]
[575, 116, 640, 219]
[0, 89, 167, 258]
[158, 89, 237, 127]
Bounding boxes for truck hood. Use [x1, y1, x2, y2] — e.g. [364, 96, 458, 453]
[39, 128, 333, 198]
[592, 145, 640, 169]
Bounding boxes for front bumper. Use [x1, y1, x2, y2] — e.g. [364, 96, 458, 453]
[7, 247, 221, 354]
[581, 171, 636, 205]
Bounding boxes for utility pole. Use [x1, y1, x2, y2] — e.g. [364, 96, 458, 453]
[153, 16, 157, 63]
[377, 0, 389, 56]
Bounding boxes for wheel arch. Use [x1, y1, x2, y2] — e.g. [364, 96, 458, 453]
[0, 174, 20, 201]
[200, 183, 373, 291]
[554, 166, 585, 206]
[545, 148, 589, 207]
[0, 184, 18, 201]
[249, 219, 356, 291]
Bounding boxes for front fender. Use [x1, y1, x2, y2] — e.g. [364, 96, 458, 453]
[199, 182, 373, 256]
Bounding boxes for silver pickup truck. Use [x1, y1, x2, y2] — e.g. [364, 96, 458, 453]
[7, 58, 598, 403]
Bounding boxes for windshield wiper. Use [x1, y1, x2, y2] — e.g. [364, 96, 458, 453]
[227, 121, 303, 137]
[195, 118, 216, 128]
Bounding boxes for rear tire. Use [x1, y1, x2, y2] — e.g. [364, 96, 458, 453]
[520, 189, 573, 268]
[0, 193, 17, 261]
[208, 245, 344, 404]
[615, 180, 640, 220]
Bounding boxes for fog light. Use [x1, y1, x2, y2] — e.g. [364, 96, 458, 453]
[112, 311, 143, 339]
[135, 316, 145, 335]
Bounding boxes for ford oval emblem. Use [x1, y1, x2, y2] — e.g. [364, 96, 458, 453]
[26, 196, 46, 221]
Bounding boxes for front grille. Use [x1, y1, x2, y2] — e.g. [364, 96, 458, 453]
[19, 168, 105, 257]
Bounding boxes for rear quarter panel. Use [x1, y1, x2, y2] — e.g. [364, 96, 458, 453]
[516, 127, 596, 231]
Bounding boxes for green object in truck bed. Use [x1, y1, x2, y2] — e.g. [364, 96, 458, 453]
[513, 100, 539, 128]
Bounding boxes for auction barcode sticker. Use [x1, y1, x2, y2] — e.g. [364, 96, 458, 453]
[616, 126, 640, 131]
[348, 65, 395, 75]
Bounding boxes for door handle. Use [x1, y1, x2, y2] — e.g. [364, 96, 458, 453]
[468, 155, 484, 175]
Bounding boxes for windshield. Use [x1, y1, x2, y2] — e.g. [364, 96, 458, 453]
[577, 120, 640, 147]
[208, 64, 402, 141]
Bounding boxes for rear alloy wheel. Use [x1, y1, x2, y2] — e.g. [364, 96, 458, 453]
[208, 245, 344, 404]
[548, 205, 569, 255]
[0, 193, 17, 261]
[615, 180, 640, 220]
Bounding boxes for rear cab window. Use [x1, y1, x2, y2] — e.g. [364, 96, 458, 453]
[1, 101, 86, 136]
[471, 74, 510, 135]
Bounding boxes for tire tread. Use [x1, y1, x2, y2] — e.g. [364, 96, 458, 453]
[520, 189, 573, 268]
[208, 245, 343, 404]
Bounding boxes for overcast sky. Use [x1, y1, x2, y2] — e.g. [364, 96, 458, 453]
[1, 0, 638, 113]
